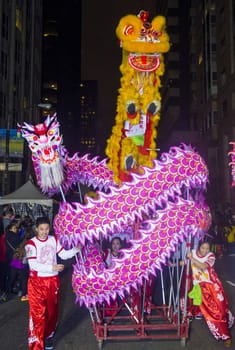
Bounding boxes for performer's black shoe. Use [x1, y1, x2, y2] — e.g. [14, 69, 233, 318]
[44, 336, 53, 350]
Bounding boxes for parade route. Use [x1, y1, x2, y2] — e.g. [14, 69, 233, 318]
[0, 255, 234, 350]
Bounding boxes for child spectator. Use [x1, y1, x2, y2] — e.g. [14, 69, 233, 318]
[18, 215, 34, 240]
[25, 216, 81, 350]
[9, 238, 29, 300]
[5, 221, 23, 295]
[9, 229, 35, 301]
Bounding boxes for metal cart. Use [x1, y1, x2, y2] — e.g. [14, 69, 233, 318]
[87, 238, 193, 349]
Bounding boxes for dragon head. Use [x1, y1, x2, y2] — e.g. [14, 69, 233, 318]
[19, 114, 65, 191]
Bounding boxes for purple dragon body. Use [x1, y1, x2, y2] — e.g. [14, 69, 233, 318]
[20, 115, 211, 307]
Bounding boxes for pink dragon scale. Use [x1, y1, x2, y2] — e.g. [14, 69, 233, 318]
[19, 114, 211, 307]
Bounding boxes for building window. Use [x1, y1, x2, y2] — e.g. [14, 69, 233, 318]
[2, 12, 9, 39]
[220, 36, 226, 47]
[211, 43, 216, 52]
[222, 100, 227, 119]
[211, 15, 216, 24]
[212, 110, 218, 124]
[221, 69, 226, 85]
[15, 40, 21, 64]
[207, 112, 212, 129]
[0, 91, 6, 124]
[232, 92, 235, 110]
[1, 51, 7, 79]
[16, 7, 22, 31]
[198, 53, 203, 65]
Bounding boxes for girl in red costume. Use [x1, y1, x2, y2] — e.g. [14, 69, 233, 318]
[25, 216, 81, 350]
[103, 236, 123, 269]
[103, 236, 123, 316]
[187, 241, 234, 347]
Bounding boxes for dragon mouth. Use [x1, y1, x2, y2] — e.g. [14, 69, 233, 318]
[128, 53, 160, 72]
[39, 145, 57, 164]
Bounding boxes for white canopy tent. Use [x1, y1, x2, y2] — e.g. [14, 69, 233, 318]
[0, 180, 53, 220]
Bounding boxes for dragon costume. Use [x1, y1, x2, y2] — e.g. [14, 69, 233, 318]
[19, 11, 211, 308]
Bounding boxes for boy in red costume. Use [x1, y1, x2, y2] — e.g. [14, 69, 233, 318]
[25, 216, 81, 350]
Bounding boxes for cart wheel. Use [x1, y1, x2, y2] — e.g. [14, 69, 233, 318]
[97, 340, 103, 349]
[180, 338, 186, 347]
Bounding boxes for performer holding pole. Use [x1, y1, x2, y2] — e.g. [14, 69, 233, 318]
[187, 241, 234, 347]
[25, 216, 82, 350]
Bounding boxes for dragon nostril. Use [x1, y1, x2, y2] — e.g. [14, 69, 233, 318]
[143, 21, 152, 30]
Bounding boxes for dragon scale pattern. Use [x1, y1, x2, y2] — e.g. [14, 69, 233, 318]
[72, 201, 210, 306]
[54, 145, 208, 246]
[20, 116, 211, 307]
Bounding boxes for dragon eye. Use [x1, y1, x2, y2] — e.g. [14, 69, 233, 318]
[126, 101, 137, 119]
[48, 130, 55, 136]
[31, 135, 38, 141]
[147, 101, 161, 115]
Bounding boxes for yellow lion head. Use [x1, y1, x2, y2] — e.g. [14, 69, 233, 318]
[116, 10, 170, 72]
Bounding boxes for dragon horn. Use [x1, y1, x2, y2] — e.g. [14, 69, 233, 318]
[21, 122, 35, 131]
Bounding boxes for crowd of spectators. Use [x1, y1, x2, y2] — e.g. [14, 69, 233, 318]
[0, 205, 35, 302]
[207, 202, 235, 258]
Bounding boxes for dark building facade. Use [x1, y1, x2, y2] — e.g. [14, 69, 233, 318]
[42, 0, 82, 154]
[81, 0, 158, 157]
[156, 0, 194, 149]
[0, 0, 43, 195]
[157, 0, 235, 211]
[79, 81, 97, 155]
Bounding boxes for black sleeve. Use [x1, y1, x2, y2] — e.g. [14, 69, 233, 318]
[0, 218, 4, 236]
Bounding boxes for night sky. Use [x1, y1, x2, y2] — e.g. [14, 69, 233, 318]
[81, 0, 159, 155]
[43, 0, 82, 152]
[43, 1, 160, 156]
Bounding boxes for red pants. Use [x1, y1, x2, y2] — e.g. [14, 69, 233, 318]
[28, 275, 60, 350]
[199, 282, 232, 340]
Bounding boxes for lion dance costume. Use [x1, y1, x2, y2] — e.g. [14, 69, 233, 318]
[106, 10, 170, 183]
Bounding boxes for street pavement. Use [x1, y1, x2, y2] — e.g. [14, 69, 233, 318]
[0, 254, 235, 350]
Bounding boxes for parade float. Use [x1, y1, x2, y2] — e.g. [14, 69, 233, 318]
[19, 10, 211, 349]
